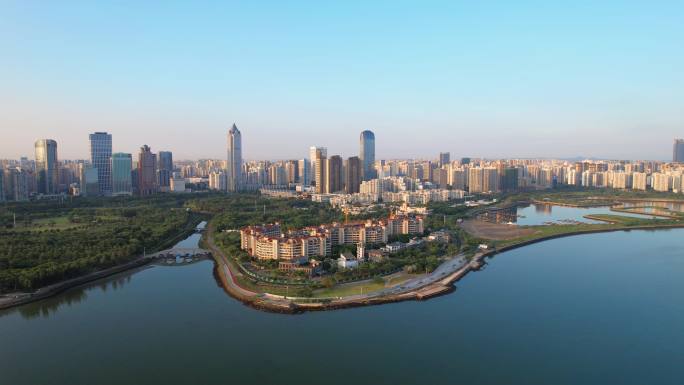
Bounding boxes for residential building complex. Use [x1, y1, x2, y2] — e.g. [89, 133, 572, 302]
[240, 215, 424, 261]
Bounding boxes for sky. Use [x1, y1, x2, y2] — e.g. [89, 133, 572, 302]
[1, 1, 683, 161]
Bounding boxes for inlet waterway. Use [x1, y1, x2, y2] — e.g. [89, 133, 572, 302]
[1, 222, 683, 384]
[516, 203, 659, 225]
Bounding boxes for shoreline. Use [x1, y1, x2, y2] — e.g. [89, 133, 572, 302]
[0, 256, 153, 311]
[0, 218, 203, 311]
[5, 220, 683, 314]
[208, 221, 684, 314]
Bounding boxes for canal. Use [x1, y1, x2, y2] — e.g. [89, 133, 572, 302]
[0, 227, 682, 384]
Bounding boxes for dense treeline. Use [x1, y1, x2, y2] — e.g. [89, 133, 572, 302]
[188, 194, 344, 231]
[0, 196, 203, 293]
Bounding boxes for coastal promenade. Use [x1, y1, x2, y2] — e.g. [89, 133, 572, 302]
[205, 220, 480, 312]
[207, 214, 684, 313]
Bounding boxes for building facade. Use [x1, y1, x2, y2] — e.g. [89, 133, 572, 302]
[112, 152, 133, 196]
[325, 155, 343, 193]
[439, 152, 450, 168]
[674, 139, 684, 163]
[137, 145, 158, 196]
[35, 139, 59, 194]
[345, 156, 362, 194]
[360, 130, 375, 180]
[240, 215, 423, 261]
[157, 151, 173, 189]
[226, 123, 242, 192]
[89, 132, 112, 196]
[314, 148, 327, 193]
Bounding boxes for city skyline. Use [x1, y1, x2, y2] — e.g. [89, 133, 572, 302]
[5, 130, 684, 163]
[1, 2, 683, 161]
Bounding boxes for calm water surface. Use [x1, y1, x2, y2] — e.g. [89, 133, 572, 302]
[1, 229, 683, 385]
[516, 203, 656, 225]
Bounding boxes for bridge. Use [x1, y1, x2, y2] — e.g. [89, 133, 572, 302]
[147, 247, 212, 265]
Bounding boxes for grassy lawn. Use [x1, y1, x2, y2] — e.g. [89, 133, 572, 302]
[583, 214, 671, 225]
[234, 274, 311, 297]
[15, 215, 83, 231]
[312, 273, 420, 298]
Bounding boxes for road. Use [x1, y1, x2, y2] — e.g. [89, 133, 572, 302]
[335, 253, 471, 301]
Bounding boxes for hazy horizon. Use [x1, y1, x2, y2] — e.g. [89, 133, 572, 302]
[1, 1, 682, 161]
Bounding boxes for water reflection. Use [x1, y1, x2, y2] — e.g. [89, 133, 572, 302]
[476, 207, 518, 224]
[616, 200, 684, 217]
[1, 223, 206, 321]
[535, 204, 553, 215]
[0, 272, 136, 320]
[478, 203, 657, 226]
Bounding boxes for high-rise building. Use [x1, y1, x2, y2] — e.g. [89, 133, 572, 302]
[209, 171, 227, 191]
[360, 130, 376, 180]
[0, 170, 4, 202]
[82, 166, 100, 196]
[309, 146, 327, 187]
[326, 155, 343, 193]
[112, 153, 133, 196]
[439, 152, 450, 168]
[137, 145, 158, 196]
[345, 156, 362, 194]
[449, 167, 466, 190]
[673, 139, 684, 163]
[501, 168, 519, 192]
[468, 167, 484, 193]
[2, 168, 29, 201]
[314, 149, 327, 193]
[157, 151, 173, 189]
[227, 123, 242, 192]
[89, 132, 112, 196]
[483, 167, 500, 192]
[632, 172, 647, 190]
[298, 159, 310, 186]
[35, 139, 59, 194]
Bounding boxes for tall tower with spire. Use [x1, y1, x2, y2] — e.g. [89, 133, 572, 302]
[227, 123, 242, 192]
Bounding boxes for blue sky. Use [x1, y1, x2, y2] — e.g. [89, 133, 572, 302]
[1, 1, 682, 160]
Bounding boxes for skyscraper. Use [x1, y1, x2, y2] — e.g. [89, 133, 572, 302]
[326, 155, 343, 193]
[468, 167, 484, 193]
[439, 152, 450, 168]
[483, 167, 500, 192]
[345, 156, 362, 194]
[309, 146, 327, 187]
[82, 166, 100, 196]
[314, 148, 327, 194]
[157, 151, 173, 189]
[35, 139, 58, 194]
[2, 168, 29, 201]
[502, 168, 519, 192]
[227, 123, 242, 192]
[298, 159, 310, 186]
[89, 132, 112, 196]
[673, 139, 684, 163]
[112, 153, 133, 196]
[137, 145, 158, 196]
[0, 171, 4, 202]
[360, 130, 375, 180]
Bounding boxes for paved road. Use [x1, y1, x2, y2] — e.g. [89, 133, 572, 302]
[204, 224, 258, 298]
[361, 254, 469, 298]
